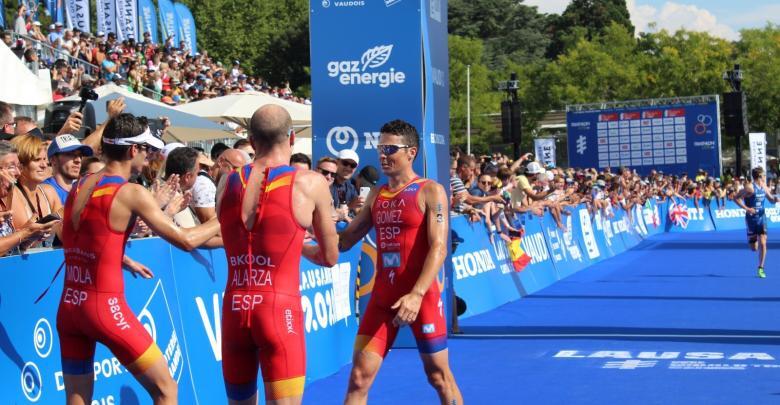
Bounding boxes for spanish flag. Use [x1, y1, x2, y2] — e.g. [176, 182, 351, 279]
[508, 237, 532, 272]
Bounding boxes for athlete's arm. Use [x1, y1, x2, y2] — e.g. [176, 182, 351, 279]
[391, 181, 448, 327]
[301, 172, 339, 267]
[734, 184, 755, 214]
[124, 184, 221, 251]
[338, 187, 378, 252]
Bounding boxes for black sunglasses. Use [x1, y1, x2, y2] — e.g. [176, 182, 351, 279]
[318, 168, 336, 178]
[339, 160, 357, 169]
[479, 181, 492, 186]
[377, 144, 411, 156]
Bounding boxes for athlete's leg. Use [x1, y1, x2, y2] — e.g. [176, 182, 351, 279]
[345, 350, 384, 405]
[128, 355, 178, 405]
[345, 301, 396, 404]
[63, 373, 94, 405]
[758, 233, 767, 268]
[420, 350, 463, 405]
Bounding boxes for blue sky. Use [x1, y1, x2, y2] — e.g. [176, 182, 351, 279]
[524, 0, 780, 40]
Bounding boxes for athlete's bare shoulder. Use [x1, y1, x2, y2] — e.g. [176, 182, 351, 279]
[294, 169, 330, 195]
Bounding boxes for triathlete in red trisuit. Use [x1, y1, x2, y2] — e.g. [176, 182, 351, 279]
[339, 120, 462, 404]
[57, 113, 221, 405]
[216, 105, 339, 405]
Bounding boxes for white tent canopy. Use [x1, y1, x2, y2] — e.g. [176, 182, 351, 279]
[0, 45, 52, 105]
[174, 92, 312, 131]
[63, 84, 235, 142]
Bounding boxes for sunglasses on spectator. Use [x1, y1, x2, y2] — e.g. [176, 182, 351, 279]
[339, 160, 357, 169]
[377, 144, 411, 156]
[318, 168, 336, 178]
[479, 180, 492, 186]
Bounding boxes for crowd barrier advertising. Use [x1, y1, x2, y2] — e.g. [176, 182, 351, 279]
[540, 208, 587, 279]
[665, 198, 716, 233]
[567, 97, 722, 176]
[450, 216, 520, 318]
[0, 239, 360, 403]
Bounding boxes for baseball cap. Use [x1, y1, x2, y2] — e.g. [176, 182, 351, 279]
[358, 165, 379, 186]
[97, 31, 105, 37]
[55, 22, 63, 27]
[595, 179, 606, 188]
[162, 142, 185, 158]
[48, 135, 94, 158]
[32, 21, 41, 26]
[49, 24, 55, 30]
[525, 161, 543, 174]
[338, 149, 360, 165]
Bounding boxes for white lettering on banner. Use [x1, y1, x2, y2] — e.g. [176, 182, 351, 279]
[562, 216, 583, 262]
[547, 227, 566, 262]
[163, 331, 182, 378]
[452, 250, 496, 280]
[327, 45, 407, 88]
[301, 262, 352, 332]
[521, 232, 549, 264]
[90, 395, 116, 405]
[579, 209, 601, 259]
[553, 350, 775, 361]
[325, 126, 380, 156]
[195, 293, 223, 361]
[714, 208, 745, 219]
[431, 67, 446, 87]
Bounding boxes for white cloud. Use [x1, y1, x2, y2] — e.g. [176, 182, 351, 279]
[628, 1, 740, 41]
[523, 0, 569, 15]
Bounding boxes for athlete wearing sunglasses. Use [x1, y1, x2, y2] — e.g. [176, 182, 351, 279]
[339, 119, 462, 405]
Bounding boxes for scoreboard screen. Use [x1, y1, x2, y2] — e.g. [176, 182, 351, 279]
[567, 98, 721, 176]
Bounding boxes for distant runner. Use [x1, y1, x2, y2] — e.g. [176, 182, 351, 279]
[735, 167, 778, 278]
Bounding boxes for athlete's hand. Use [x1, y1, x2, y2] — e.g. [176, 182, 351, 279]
[153, 175, 180, 209]
[746, 207, 756, 215]
[391, 292, 423, 327]
[123, 256, 154, 279]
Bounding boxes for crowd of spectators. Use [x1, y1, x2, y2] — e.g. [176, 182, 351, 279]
[448, 147, 779, 243]
[3, 4, 311, 107]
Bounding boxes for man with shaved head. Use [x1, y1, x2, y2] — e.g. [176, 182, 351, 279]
[216, 105, 339, 404]
[212, 148, 250, 183]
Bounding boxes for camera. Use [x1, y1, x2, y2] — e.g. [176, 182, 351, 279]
[79, 85, 99, 112]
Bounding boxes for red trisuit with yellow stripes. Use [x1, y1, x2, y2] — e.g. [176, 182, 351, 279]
[58, 175, 163, 376]
[218, 165, 307, 401]
[355, 177, 448, 357]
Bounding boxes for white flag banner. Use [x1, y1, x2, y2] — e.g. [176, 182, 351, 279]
[749, 132, 767, 172]
[534, 138, 556, 168]
[96, 0, 117, 35]
[65, 0, 90, 32]
[115, 0, 139, 41]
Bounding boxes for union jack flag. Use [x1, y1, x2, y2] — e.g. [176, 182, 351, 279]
[669, 202, 689, 229]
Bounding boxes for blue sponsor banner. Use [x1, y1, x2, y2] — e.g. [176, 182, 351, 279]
[518, 213, 557, 294]
[173, 3, 195, 53]
[157, 0, 177, 43]
[709, 200, 746, 231]
[666, 198, 716, 233]
[540, 208, 587, 279]
[572, 204, 604, 267]
[310, 1, 424, 173]
[641, 199, 664, 237]
[567, 98, 722, 176]
[451, 216, 520, 318]
[0, 239, 360, 403]
[137, 0, 158, 43]
[619, 205, 645, 248]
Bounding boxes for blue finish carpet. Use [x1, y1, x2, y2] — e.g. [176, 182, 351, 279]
[304, 230, 780, 404]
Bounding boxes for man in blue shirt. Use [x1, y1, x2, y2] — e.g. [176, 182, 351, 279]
[330, 149, 360, 216]
[42, 135, 93, 204]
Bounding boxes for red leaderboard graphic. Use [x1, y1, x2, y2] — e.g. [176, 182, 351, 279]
[567, 97, 722, 176]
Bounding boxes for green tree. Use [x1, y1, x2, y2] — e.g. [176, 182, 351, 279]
[736, 24, 780, 135]
[449, 35, 502, 154]
[179, 0, 310, 90]
[547, 0, 634, 58]
[449, 0, 552, 69]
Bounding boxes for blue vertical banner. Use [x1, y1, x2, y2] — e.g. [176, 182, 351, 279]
[64, 0, 89, 32]
[137, 0, 158, 43]
[310, 0, 452, 333]
[173, 2, 196, 53]
[157, 0, 177, 44]
[96, 0, 117, 36]
[55, 0, 66, 24]
[114, 0, 138, 40]
[0, 0, 5, 29]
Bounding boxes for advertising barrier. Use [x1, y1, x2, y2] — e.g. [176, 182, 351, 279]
[665, 198, 716, 233]
[0, 240, 360, 403]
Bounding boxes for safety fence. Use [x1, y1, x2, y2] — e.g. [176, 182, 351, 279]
[2, 197, 777, 403]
